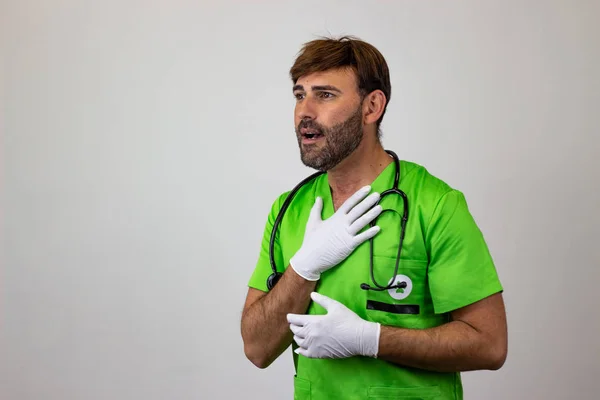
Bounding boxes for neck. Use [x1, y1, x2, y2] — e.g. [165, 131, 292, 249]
[327, 139, 393, 208]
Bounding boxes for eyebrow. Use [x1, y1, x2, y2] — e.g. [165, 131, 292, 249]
[292, 84, 343, 93]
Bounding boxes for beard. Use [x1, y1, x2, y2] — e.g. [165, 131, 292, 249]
[295, 106, 364, 171]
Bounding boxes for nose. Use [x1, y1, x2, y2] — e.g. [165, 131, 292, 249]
[295, 96, 317, 122]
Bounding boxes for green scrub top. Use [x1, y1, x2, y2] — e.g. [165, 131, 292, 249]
[248, 159, 503, 400]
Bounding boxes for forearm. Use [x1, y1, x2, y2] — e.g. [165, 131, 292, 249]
[241, 267, 316, 368]
[377, 321, 506, 372]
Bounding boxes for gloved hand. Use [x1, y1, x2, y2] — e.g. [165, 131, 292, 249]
[289, 185, 382, 281]
[287, 292, 381, 359]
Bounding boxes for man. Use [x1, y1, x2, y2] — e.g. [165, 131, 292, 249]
[240, 36, 507, 400]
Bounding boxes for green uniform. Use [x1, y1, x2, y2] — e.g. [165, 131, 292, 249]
[248, 159, 503, 400]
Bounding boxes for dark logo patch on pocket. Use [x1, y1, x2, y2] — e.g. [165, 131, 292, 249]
[366, 300, 420, 315]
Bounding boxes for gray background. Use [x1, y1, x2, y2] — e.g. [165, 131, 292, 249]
[1, 0, 599, 399]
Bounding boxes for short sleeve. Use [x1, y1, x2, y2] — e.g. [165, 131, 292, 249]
[426, 190, 503, 314]
[247, 192, 289, 292]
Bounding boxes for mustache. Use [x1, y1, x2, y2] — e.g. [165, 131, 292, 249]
[297, 119, 324, 133]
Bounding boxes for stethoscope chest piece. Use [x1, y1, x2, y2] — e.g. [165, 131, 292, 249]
[267, 272, 282, 290]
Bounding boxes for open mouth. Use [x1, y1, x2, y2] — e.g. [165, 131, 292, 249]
[303, 132, 324, 140]
[301, 128, 324, 141]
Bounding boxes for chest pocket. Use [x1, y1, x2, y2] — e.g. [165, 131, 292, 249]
[361, 191, 445, 329]
[363, 255, 443, 329]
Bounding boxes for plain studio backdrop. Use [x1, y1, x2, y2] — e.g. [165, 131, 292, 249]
[1, 1, 599, 399]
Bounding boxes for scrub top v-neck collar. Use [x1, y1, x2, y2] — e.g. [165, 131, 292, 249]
[314, 159, 399, 220]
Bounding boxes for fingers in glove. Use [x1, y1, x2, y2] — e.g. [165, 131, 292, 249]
[346, 192, 381, 224]
[307, 197, 323, 228]
[310, 291, 339, 311]
[293, 335, 306, 348]
[337, 186, 371, 214]
[294, 347, 311, 357]
[289, 323, 306, 338]
[348, 204, 382, 235]
[286, 313, 307, 326]
[352, 225, 381, 247]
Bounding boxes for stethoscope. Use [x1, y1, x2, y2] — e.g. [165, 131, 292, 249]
[267, 150, 409, 293]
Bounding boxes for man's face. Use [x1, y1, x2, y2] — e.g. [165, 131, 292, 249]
[293, 68, 365, 171]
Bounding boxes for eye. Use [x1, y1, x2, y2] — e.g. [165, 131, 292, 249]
[294, 92, 305, 100]
[317, 91, 335, 99]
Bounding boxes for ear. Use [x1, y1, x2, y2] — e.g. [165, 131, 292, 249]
[362, 90, 387, 126]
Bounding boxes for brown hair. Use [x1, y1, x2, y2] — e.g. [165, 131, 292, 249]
[289, 36, 391, 130]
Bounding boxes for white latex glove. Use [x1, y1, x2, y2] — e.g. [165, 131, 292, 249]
[289, 185, 382, 281]
[287, 292, 381, 359]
